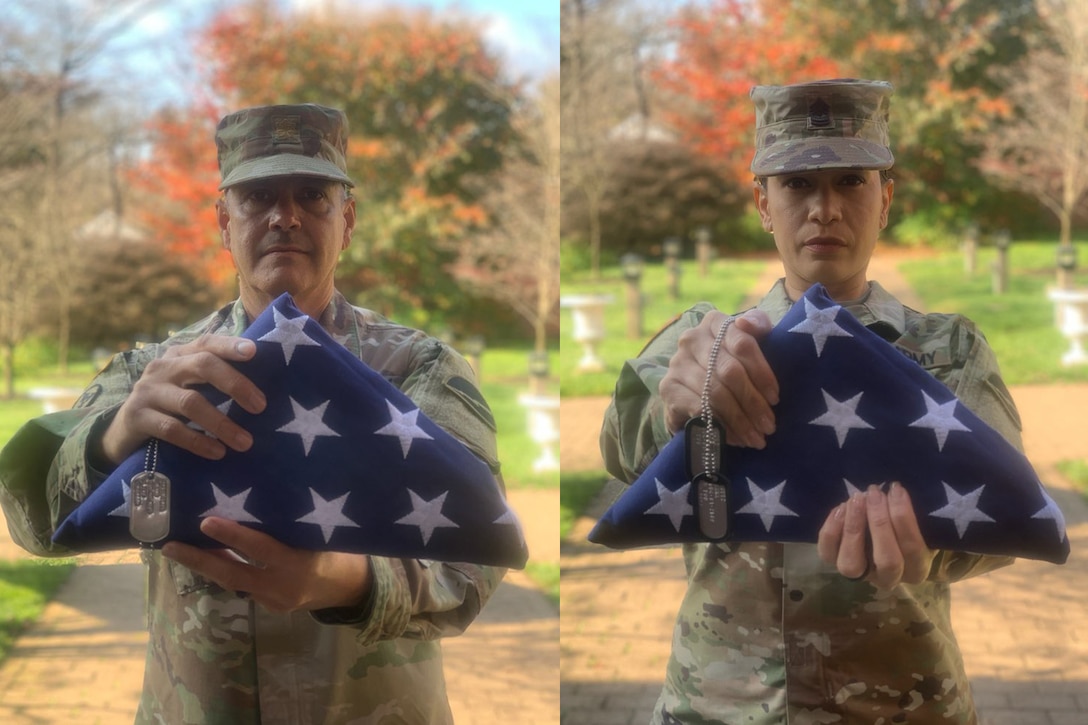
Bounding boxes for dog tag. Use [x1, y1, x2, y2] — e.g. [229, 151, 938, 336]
[684, 416, 723, 481]
[129, 471, 171, 544]
[684, 416, 730, 539]
[695, 474, 730, 539]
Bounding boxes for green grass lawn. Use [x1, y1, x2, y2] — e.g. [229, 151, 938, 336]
[476, 347, 559, 491]
[1057, 459, 1088, 502]
[524, 561, 558, 607]
[899, 241, 1088, 385]
[898, 242, 1088, 513]
[0, 558, 76, 661]
[560, 471, 610, 540]
[560, 256, 769, 397]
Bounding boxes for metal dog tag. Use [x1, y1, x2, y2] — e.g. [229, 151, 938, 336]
[684, 417, 730, 539]
[684, 417, 723, 481]
[129, 471, 172, 544]
[695, 474, 730, 539]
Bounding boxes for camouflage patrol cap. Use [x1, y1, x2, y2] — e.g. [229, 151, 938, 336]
[750, 79, 894, 176]
[215, 103, 355, 190]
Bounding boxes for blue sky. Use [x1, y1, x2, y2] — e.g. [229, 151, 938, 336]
[125, 0, 557, 102]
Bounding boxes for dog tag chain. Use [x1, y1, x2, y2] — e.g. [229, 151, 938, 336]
[685, 316, 733, 539]
[129, 439, 171, 545]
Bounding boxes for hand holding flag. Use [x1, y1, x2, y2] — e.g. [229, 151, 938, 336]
[589, 285, 1069, 565]
[54, 294, 528, 569]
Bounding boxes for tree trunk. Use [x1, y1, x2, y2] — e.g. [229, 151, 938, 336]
[2, 342, 14, 401]
[587, 189, 602, 282]
[57, 284, 71, 374]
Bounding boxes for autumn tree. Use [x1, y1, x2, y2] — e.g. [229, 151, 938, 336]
[69, 227, 219, 349]
[562, 135, 745, 257]
[0, 73, 49, 399]
[126, 101, 233, 296]
[561, 0, 671, 278]
[1, 0, 163, 372]
[652, 0, 843, 186]
[127, 2, 522, 328]
[979, 0, 1088, 283]
[454, 75, 561, 364]
[653, 0, 1040, 243]
[783, 0, 1040, 235]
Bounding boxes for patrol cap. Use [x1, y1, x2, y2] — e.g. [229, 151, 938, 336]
[215, 103, 355, 190]
[749, 79, 894, 176]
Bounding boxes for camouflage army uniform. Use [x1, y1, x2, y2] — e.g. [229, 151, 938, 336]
[601, 280, 1019, 725]
[0, 291, 503, 725]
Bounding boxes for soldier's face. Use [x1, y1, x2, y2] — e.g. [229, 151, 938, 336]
[218, 177, 355, 319]
[755, 169, 892, 301]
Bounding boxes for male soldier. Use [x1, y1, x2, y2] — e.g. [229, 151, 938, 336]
[600, 79, 1021, 723]
[0, 103, 502, 724]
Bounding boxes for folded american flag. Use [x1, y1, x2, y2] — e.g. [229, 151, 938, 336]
[54, 294, 528, 569]
[589, 284, 1069, 565]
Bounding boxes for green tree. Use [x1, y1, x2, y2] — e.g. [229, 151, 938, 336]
[651, 0, 1046, 243]
[979, 0, 1088, 282]
[785, 0, 1041, 234]
[197, 3, 521, 326]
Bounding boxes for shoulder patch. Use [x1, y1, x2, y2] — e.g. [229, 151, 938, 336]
[444, 376, 497, 432]
[73, 384, 103, 409]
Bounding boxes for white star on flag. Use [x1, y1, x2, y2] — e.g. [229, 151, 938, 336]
[493, 509, 521, 527]
[187, 399, 233, 437]
[295, 489, 361, 543]
[259, 306, 322, 364]
[789, 298, 852, 356]
[47, 292, 530, 570]
[909, 391, 971, 451]
[736, 478, 799, 532]
[375, 400, 434, 458]
[199, 484, 262, 523]
[844, 479, 888, 499]
[108, 479, 132, 518]
[810, 389, 874, 447]
[396, 489, 460, 545]
[929, 482, 995, 538]
[586, 283, 1070, 566]
[644, 479, 693, 532]
[1032, 490, 1067, 541]
[277, 397, 341, 455]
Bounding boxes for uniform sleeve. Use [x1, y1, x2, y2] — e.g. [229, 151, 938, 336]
[0, 350, 149, 557]
[927, 316, 1020, 581]
[600, 306, 711, 484]
[313, 341, 508, 643]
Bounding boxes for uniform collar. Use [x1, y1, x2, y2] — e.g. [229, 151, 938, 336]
[226, 290, 364, 357]
[757, 278, 907, 336]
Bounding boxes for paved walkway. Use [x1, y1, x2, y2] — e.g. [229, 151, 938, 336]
[0, 487, 559, 724]
[560, 251, 1088, 725]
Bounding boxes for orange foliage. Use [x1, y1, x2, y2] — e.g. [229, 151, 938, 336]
[124, 2, 516, 313]
[654, 0, 843, 185]
[125, 101, 236, 291]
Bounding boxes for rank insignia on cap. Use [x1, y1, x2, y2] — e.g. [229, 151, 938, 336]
[808, 97, 832, 128]
[271, 115, 302, 145]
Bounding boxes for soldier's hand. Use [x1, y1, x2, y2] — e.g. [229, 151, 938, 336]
[100, 335, 267, 465]
[817, 483, 937, 590]
[162, 517, 373, 614]
[660, 308, 779, 448]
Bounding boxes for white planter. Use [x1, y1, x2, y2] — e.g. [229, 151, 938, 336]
[518, 394, 560, 472]
[560, 294, 613, 372]
[1047, 288, 1088, 366]
[27, 387, 84, 414]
